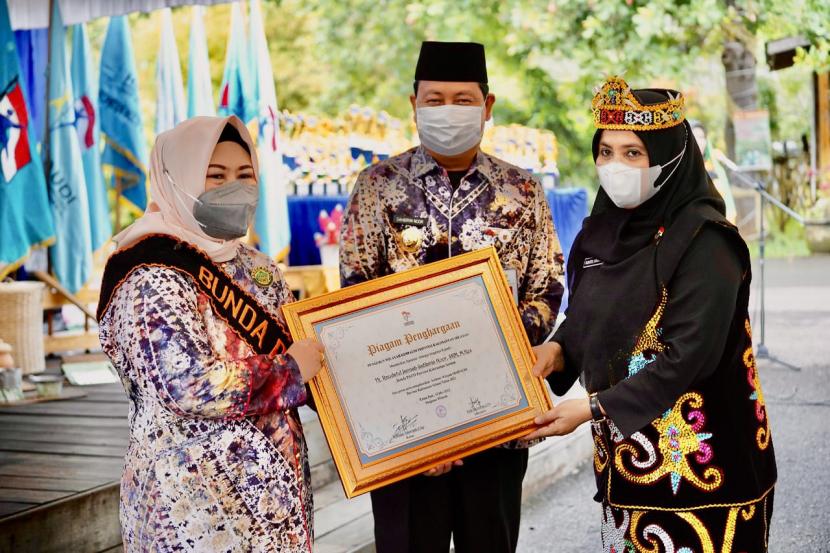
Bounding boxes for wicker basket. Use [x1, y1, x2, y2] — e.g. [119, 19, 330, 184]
[0, 281, 45, 374]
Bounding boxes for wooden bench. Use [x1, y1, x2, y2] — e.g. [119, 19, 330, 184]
[0, 380, 127, 552]
[34, 271, 101, 355]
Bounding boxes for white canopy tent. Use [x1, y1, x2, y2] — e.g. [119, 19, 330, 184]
[7, 0, 233, 30]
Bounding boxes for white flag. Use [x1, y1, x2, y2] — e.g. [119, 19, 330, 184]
[249, 0, 290, 258]
[155, 7, 186, 134]
[187, 5, 214, 118]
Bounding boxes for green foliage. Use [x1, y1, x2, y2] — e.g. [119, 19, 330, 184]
[295, 0, 829, 189]
[748, 216, 810, 258]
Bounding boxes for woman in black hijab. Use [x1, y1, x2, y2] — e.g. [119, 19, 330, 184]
[527, 77, 777, 551]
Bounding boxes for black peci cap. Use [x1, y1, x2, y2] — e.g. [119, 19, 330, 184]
[414, 41, 488, 83]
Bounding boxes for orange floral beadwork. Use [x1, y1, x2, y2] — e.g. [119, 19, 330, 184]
[615, 392, 724, 496]
[743, 319, 771, 450]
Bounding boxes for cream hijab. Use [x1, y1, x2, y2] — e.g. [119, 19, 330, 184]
[113, 115, 259, 262]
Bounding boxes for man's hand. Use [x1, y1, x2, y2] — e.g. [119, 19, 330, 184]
[423, 459, 464, 477]
[525, 398, 591, 440]
[531, 341, 565, 378]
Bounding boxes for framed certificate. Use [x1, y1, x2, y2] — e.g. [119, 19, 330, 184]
[282, 247, 552, 497]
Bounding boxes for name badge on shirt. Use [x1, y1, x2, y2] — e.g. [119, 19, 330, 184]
[503, 267, 519, 305]
[392, 214, 427, 227]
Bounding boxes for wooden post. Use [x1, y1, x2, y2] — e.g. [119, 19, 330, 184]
[817, 72, 830, 192]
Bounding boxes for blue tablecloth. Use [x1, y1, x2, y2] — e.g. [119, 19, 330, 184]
[546, 188, 588, 266]
[287, 189, 589, 308]
[287, 195, 350, 266]
[546, 188, 589, 310]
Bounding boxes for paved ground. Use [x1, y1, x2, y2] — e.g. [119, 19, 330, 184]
[517, 254, 830, 552]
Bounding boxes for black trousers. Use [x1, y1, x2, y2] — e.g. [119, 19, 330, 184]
[370, 447, 529, 553]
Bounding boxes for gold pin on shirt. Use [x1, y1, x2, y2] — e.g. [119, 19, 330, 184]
[251, 266, 274, 288]
[400, 226, 424, 253]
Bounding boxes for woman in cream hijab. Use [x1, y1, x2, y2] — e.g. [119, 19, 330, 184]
[98, 116, 322, 552]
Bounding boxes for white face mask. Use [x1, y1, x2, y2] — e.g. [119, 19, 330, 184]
[416, 105, 484, 156]
[596, 146, 685, 209]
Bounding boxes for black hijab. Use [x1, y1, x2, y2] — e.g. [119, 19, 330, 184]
[218, 123, 251, 155]
[577, 89, 725, 265]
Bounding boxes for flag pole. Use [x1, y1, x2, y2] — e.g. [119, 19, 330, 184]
[43, 0, 55, 332]
[43, 0, 54, 181]
[115, 173, 122, 233]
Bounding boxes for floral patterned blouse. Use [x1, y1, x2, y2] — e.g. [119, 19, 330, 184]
[99, 243, 313, 552]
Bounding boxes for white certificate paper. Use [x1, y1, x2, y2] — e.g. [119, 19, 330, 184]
[315, 276, 528, 463]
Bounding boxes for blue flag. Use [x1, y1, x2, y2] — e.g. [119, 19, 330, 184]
[13, 29, 47, 144]
[99, 16, 148, 212]
[156, 8, 186, 134]
[187, 6, 215, 118]
[218, 3, 255, 122]
[0, 3, 54, 278]
[47, 2, 93, 293]
[249, 0, 290, 259]
[71, 23, 112, 252]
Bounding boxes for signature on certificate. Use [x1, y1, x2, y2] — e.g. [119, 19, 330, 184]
[393, 414, 419, 436]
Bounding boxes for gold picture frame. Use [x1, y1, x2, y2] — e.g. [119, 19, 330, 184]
[282, 247, 552, 498]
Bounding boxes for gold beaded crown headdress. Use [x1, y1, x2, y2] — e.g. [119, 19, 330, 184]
[591, 76, 685, 131]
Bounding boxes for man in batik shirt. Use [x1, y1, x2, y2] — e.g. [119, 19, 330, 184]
[339, 41, 565, 553]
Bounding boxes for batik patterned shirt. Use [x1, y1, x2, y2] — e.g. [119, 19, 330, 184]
[341, 145, 565, 345]
[340, 146, 565, 449]
[99, 243, 313, 552]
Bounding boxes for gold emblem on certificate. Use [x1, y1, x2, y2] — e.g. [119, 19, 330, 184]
[282, 247, 551, 497]
[251, 266, 274, 288]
